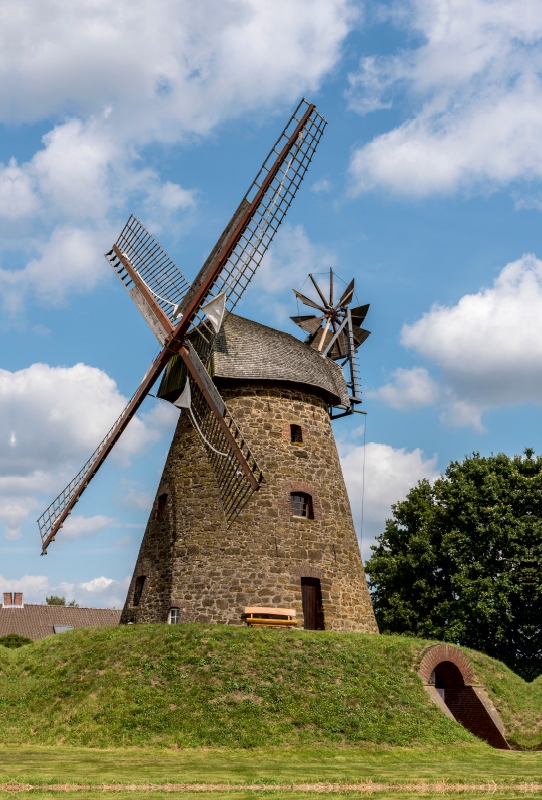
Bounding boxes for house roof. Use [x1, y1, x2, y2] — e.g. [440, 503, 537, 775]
[158, 313, 350, 406]
[0, 605, 121, 641]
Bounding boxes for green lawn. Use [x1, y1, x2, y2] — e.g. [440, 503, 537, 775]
[0, 742, 540, 784]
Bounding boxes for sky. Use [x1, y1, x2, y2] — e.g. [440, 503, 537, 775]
[2, 0, 542, 608]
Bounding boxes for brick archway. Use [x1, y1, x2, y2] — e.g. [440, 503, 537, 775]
[419, 643, 475, 685]
[418, 644, 509, 750]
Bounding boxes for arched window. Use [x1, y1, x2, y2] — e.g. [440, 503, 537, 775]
[154, 493, 168, 520]
[290, 424, 303, 443]
[168, 608, 180, 625]
[291, 492, 313, 519]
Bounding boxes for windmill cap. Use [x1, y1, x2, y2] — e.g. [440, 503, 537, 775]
[158, 313, 350, 407]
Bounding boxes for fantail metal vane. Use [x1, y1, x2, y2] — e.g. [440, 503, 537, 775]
[291, 269, 370, 413]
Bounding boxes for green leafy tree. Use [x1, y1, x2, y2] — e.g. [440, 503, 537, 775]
[45, 596, 78, 606]
[365, 449, 542, 681]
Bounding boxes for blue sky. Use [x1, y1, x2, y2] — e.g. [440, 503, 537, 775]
[2, 0, 542, 607]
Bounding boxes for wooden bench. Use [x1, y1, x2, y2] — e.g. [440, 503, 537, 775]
[244, 607, 297, 628]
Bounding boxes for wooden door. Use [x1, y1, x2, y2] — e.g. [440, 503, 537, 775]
[302, 579, 317, 630]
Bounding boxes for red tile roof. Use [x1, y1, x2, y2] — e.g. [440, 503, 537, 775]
[0, 604, 121, 641]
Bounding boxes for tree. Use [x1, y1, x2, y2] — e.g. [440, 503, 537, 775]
[365, 450, 542, 681]
[45, 596, 78, 606]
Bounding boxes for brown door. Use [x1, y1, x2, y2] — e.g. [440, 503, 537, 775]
[301, 578, 324, 630]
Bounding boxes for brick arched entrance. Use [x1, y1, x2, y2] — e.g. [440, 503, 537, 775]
[418, 644, 509, 749]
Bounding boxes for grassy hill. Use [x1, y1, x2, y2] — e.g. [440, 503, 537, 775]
[0, 623, 539, 750]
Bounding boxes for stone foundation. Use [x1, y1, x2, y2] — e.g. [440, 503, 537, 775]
[121, 382, 378, 633]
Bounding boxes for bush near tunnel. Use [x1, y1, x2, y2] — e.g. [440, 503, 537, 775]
[366, 449, 542, 682]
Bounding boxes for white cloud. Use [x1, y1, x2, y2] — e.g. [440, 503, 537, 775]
[0, 158, 39, 219]
[0, 574, 49, 603]
[0, 1, 355, 311]
[0, 226, 109, 314]
[340, 441, 439, 558]
[0, 573, 130, 608]
[0, 362, 178, 538]
[77, 576, 114, 593]
[0, 1, 356, 133]
[60, 514, 116, 541]
[399, 253, 542, 427]
[0, 496, 40, 540]
[347, 55, 396, 115]
[32, 118, 117, 219]
[75, 575, 130, 608]
[246, 224, 337, 324]
[348, 0, 542, 196]
[311, 178, 332, 194]
[368, 366, 440, 410]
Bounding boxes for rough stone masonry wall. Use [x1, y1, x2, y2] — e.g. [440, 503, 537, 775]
[121, 382, 378, 633]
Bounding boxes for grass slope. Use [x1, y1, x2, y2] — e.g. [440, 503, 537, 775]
[464, 647, 542, 750]
[0, 623, 538, 750]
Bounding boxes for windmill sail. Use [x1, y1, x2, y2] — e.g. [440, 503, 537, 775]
[187, 377, 261, 523]
[37, 347, 172, 554]
[107, 216, 192, 329]
[176, 342, 263, 524]
[178, 99, 327, 360]
[159, 99, 327, 395]
[37, 99, 325, 552]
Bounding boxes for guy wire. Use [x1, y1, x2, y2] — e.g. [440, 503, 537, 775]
[360, 414, 367, 559]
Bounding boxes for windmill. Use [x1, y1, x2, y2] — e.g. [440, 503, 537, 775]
[291, 270, 370, 419]
[37, 99, 327, 555]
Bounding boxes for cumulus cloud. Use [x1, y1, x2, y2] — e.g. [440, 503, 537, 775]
[0, 496, 41, 541]
[0, 573, 130, 608]
[0, 158, 39, 220]
[0, 362, 178, 538]
[370, 253, 542, 429]
[340, 441, 439, 558]
[60, 515, 116, 541]
[0, 226, 109, 314]
[245, 224, 337, 324]
[0, 1, 355, 311]
[0, 124, 195, 312]
[0, 574, 49, 603]
[348, 0, 542, 196]
[75, 575, 130, 608]
[77, 576, 114, 593]
[0, 0, 355, 133]
[368, 366, 440, 410]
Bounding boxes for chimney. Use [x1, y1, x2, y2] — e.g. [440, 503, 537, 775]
[3, 592, 12, 606]
[13, 592, 23, 606]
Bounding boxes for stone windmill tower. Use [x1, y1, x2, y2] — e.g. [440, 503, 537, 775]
[37, 100, 377, 633]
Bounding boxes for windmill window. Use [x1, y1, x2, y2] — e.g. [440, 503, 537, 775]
[168, 608, 180, 625]
[291, 492, 313, 519]
[133, 575, 146, 606]
[154, 493, 168, 520]
[290, 424, 303, 443]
